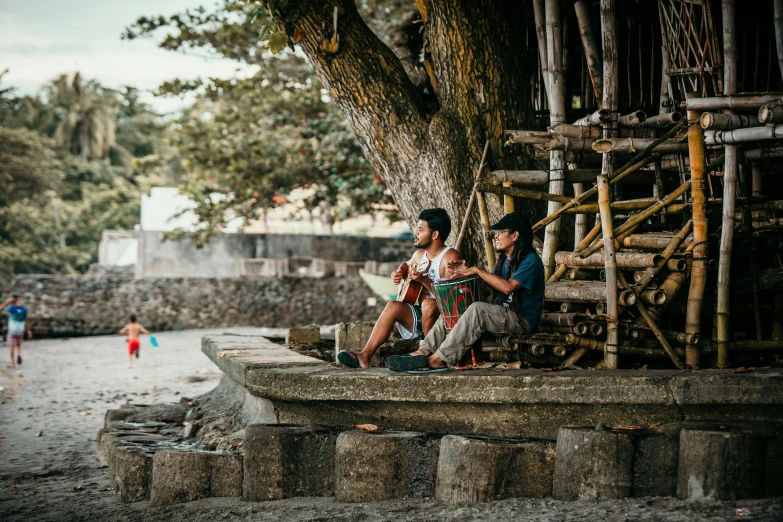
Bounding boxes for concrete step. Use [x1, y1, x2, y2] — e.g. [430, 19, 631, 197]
[435, 435, 555, 503]
[243, 424, 339, 501]
[108, 446, 154, 503]
[335, 430, 440, 502]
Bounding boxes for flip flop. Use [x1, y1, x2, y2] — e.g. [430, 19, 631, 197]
[385, 354, 430, 372]
[337, 351, 362, 369]
[407, 367, 448, 374]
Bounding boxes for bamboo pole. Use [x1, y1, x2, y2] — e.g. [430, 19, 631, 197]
[618, 110, 647, 127]
[503, 180, 515, 214]
[574, 0, 603, 105]
[618, 272, 686, 369]
[758, 104, 783, 124]
[716, 0, 740, 368]
[532, 0, 552, 103]
[455, 140, 490, 253]
[542, 0, 567, 281]
[574, 109, 610, 126]
[551, 123, 602, 139]
[686, 94, 783, 111]
[592, 138, 689, 154]
[641, 112, 682, 128]
[573, 182, 587, 248]
[752, 162, 763, 198]
[622, 234, 678, 250]
[685, 92, 708, 370]
[541, 312, 606, 327]
[700, 112, 761, 130]
[476, 190, 495, 270]
[744, 146, 783, 160]
[547, 220, 602, 283]
[775, 0, 783, 81]
[558, 347, 588, 368]
[489, 169, 607, 186]
[545, 281, 637, 305]
[704, 124, 783, 145]
[555, 251, 664, 269]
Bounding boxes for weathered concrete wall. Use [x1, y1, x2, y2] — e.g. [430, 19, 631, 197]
[3, 275, 385, 337]
[136, 232, 412, 278]
[136, 232, 257, 278]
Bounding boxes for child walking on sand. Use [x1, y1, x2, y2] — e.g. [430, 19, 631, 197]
[119, 314, 150, 369]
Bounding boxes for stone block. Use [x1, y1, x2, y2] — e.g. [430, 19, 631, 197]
[286, 324, 320, 344]
[335, 322, 375, 354]
[632, 424, 680, 497]
[335, 430, 440, 503]
[109, 446, 154, 503]
[151, 451, 243, 505]
[435, 435, 555, 503]
[243, 424, 338, 501]
[99, 432, 177, 466]
[553, 427, 634, 501]
[677, 429, 764, 500]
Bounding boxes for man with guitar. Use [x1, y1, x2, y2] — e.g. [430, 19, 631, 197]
[337, 208, 462, 368]
[386, 212, 544, 372]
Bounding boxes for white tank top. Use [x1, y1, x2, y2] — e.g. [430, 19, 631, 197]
[424, 246, 453, 297]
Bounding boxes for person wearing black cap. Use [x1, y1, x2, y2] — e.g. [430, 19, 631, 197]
[386, 211, 544, 371]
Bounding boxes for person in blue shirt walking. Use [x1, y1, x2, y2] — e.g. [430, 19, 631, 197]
[2, 295, 32, 368]
[386, 212, 544, 371]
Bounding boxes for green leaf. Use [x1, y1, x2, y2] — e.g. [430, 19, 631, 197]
[267, 31, 289, 54]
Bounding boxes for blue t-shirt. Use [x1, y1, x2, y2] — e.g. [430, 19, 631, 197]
[5, 305, 28, 335]
[491, 249, 545, 332]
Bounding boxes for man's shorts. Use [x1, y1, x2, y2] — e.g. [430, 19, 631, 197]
[6, 333, 23, 345]
[396, 303, 424, 340]
[127, 338, 141, 355]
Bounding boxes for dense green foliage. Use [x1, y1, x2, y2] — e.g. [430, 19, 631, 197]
[0, 75, 164, 281]
[126, 0, 416, 241]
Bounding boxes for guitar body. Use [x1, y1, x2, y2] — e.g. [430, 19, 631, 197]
[396, 258, 432, 305]
[397, 279, 427, 304]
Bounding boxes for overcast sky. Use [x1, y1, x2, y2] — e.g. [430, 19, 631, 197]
[0, 0, 258, 113]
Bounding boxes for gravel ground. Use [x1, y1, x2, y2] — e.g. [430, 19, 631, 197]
[1, 329, 781, 521]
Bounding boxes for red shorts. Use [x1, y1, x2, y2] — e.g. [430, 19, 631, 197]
[127, 338, 141, 355]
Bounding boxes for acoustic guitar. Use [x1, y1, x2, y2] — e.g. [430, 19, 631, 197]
[396, 258, 432, 304]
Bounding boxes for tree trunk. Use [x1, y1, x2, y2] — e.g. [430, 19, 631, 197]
[277, 0, 535, 264]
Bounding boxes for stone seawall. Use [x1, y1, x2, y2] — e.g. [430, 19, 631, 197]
[2, 275, 386, 337]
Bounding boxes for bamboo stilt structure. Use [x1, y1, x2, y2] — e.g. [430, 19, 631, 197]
[573, 182, 587, 248]
[685, 92, 708, 370]
[574, 0, 603, 106]
[542, 0, 567, 280]
[704, 124, 783, 145]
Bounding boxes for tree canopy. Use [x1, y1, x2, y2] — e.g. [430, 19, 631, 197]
[127, 0, 536, 262]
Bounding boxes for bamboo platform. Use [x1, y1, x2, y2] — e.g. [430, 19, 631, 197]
[477, 0, 783, 370]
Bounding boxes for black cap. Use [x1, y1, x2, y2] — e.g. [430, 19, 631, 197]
[490, 212, 530, 233]
[490, 212, 533, 248]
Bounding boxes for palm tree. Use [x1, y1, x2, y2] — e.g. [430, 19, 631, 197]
[49, 72, 118, 160]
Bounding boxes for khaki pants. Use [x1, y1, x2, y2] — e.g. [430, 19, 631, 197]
[420, 302, 529, 366]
